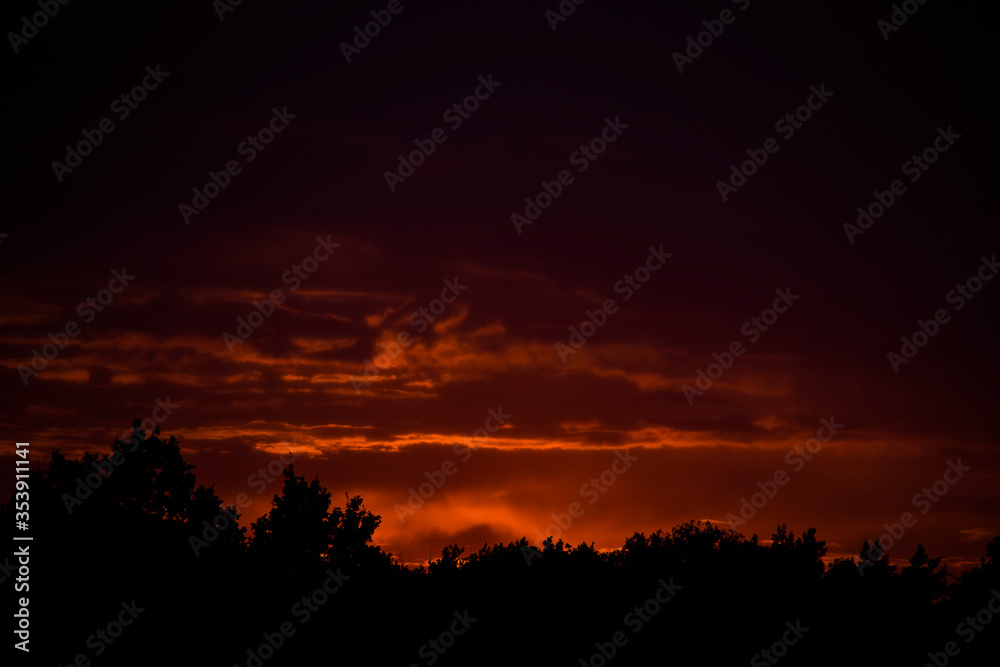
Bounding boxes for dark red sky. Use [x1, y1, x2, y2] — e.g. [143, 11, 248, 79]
[2, 0, 997, 570]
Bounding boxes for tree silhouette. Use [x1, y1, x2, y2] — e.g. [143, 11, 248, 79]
[329, 492, 390, 572]
[7, 421, 1000, 666]
[251, 464, 333, 569]
[250, 465, 389, 574]
[430, 543, 465, 576]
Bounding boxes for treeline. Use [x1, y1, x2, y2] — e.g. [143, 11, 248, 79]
[4, 422, 998, 666]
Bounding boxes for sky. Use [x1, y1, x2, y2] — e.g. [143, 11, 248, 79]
[1, 0, 997, 571]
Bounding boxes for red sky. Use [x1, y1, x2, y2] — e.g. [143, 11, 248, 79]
[2, 0, 997, 572]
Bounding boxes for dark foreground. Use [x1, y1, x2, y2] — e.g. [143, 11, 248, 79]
[5, 424, 999, 666]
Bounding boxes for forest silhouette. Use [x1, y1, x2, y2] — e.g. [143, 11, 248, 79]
[5, 421, 999, 666]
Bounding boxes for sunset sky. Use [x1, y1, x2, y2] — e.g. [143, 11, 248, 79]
[2, 0, 997, 571]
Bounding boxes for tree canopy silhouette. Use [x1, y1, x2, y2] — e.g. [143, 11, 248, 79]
[5, 422, 998, 666]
